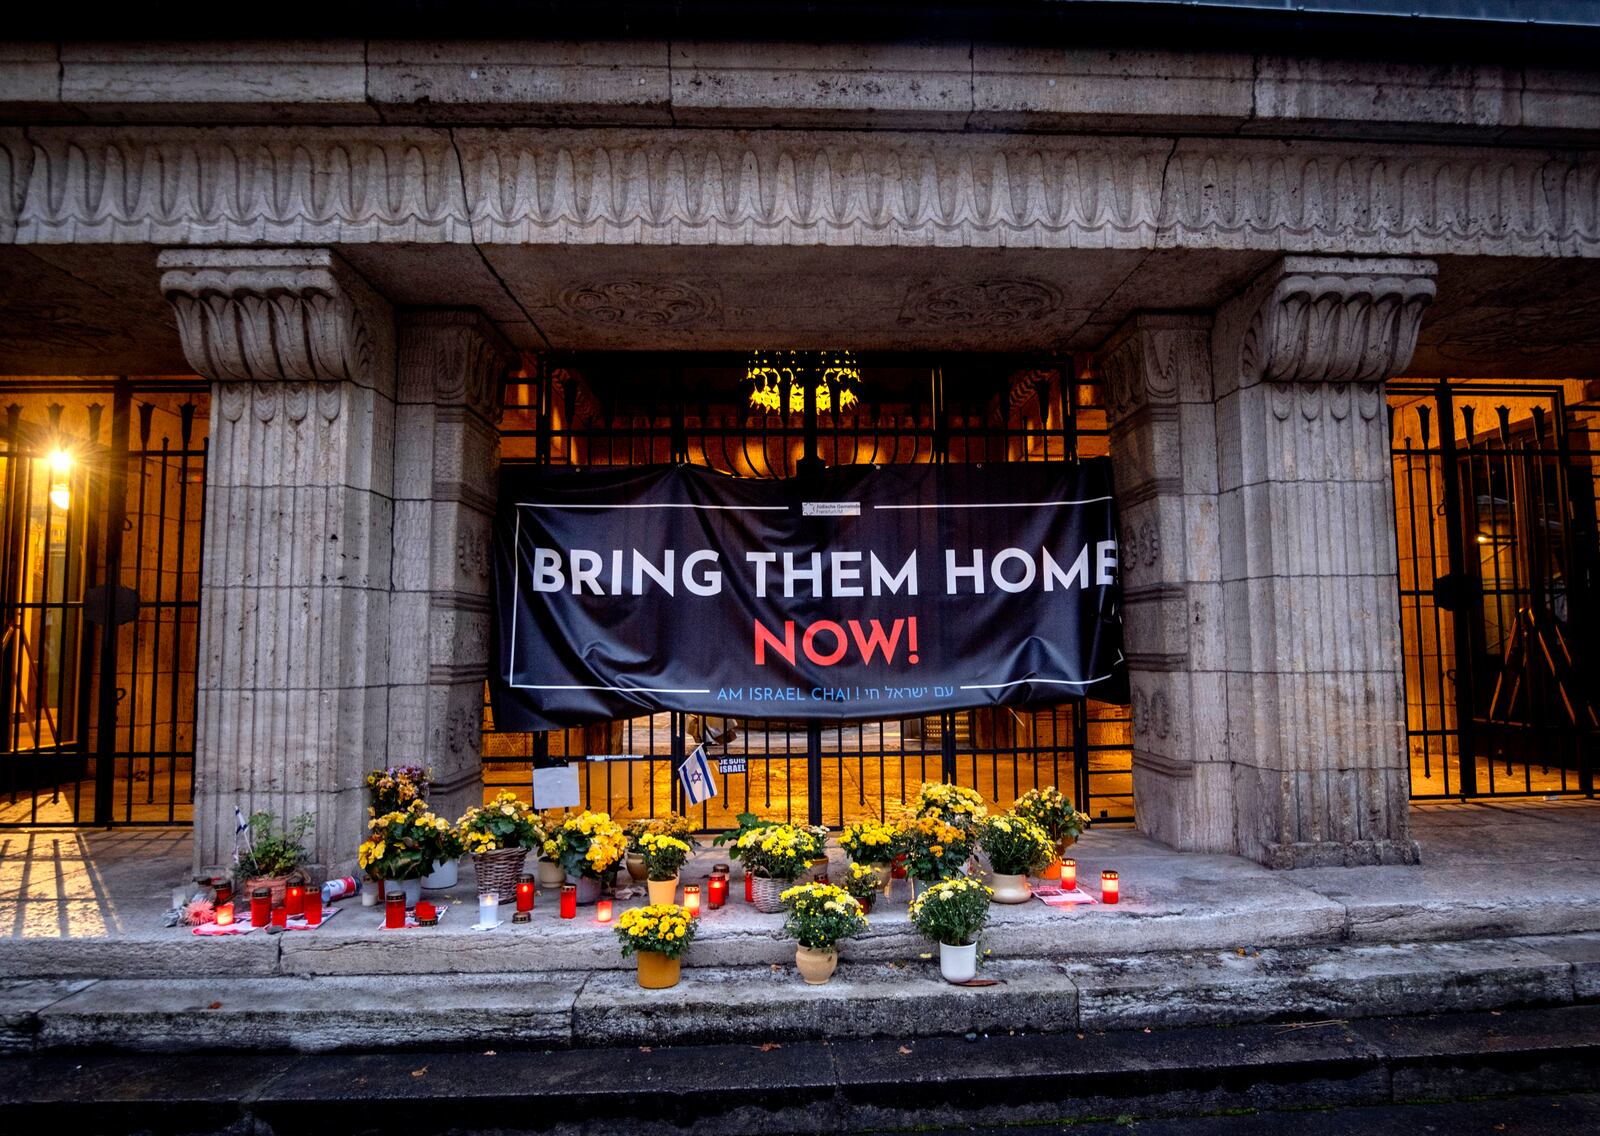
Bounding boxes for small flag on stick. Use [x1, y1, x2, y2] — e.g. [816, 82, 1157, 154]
[678, 744, 719, 806]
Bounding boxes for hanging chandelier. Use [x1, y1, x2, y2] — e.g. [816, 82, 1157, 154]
[745, 350, 862, 414]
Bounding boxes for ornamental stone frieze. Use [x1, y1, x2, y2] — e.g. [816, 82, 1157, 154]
[5, 128, 1599, 257]
[157, 248, 395, 395]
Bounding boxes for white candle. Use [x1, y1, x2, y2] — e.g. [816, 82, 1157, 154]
[478, 893, 498, 927]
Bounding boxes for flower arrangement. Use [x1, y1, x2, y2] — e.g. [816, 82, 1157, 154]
[913, 781, 988, 832]
[716, 811, 778, 858]
[779, 882, 869, 950]
[908, 875, 993, 947]
[358, 801, 456, 881]
[455, 791, 543, 854]
[978, 813, 1055, 876]
[235, 811, 313, 880]
[615, 902, 697, 960]
[545, 809, 629, 879]
[842, 861, 882, 909]
[896, 813, 972, 882]
[365, 764, 430, 815]
[639, 831, 692, 882]
[1012, 786, 1090, 851]
[626, 813, 695, 853]
[840, 819, 898, 866]
[734, 823, 823, 881]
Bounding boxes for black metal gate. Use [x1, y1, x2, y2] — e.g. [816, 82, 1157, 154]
[482, 354, 1133, 829]
[1390, 379, 1599, 799]
[0, 379, 207, 826]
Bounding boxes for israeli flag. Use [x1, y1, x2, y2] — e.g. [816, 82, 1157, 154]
[678, 744, 719, 806]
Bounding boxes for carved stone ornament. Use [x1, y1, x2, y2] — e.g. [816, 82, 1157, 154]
[1217, 257, 1437, 388]
[158, 249, 395, 394]
[898, 278, 1062, 327]
[1098, 315, 1211, 422]
[556, 279, 721, 328]
[397, 309, 516, 420]
[8, 129, 1599, 258]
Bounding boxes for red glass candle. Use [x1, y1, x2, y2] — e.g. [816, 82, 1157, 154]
[415, 901, 436, 923]
[708, 875, 728, 909]
[1101, 870, 1119, 905]
[271, 908, 288, 928]
[214, 880, 233, 906]
[517, 881, 535, 913]
[285, 885, 304, 918]
[1062, 859, 1077, 891]
[559, 884, 577, 919]
[684, 885, 701, 917]
[250, 887, 271, 928]
[303, 891, 322, 926]
[385, 891, 407, 929]
[595, 898, 613, 923]
[214, 902, 234, 927]
[744, 873, 754, 903]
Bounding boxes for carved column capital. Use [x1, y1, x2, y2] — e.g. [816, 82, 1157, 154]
[158, 249, 394, 395]
[1213, 256, 1437, 391]
[1100, 313, 1213, 425]
[396, 309, 517, 423]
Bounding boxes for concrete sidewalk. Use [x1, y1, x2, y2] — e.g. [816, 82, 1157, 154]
[0, 800, 1596, 1052]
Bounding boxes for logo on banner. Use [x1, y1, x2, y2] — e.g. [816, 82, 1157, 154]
[678, 744, 719, 805]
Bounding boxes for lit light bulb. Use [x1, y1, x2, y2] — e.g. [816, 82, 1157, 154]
[48, 449, 72, 475]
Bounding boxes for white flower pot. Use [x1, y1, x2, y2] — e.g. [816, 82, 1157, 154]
[939, 941, 978, 983]
[988, 872, 1032, 904]
[422, 858, 458, 890]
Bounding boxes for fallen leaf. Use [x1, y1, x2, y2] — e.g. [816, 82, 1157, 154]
[206, 1002, 223, 1011]
[758, 1043, 782, 1052]
[1142, 1028, 1152, 1034]
[897, 1046, 913, 1055]
[918, 952, 933, 960]
[411, 1066, 428, 1078]
[638, 1046, 652, 1053]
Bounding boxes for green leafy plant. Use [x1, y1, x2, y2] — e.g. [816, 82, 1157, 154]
[358, 801, 456, 881]
[978, 813, 1055, 876]
[714, 812, 777, 855]
[543, 810, 629, 879]
[842, 861, 881, 904]
[779, 882, 869, 951]
[839, 819, 898, 865]
[895, 814, 973, 883]
[908, 875, 992, 947]
[456, 791, 544, 854]
[236, 811, 312, 879]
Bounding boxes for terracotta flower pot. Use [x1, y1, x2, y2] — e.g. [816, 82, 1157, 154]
[636, 950, 681, 989]
[646, 875, 679, 905]
[989, 872, 1032, 904]
[626, 853, 649, 882]
[868, 863, 892, 889]
[1039, 859, 1064, 882]
[795, 946, 838, 985]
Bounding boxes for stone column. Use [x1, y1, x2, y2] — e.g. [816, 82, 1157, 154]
[1101, 315, 1235, 853]
[160, 249, 396, 874]
[387, 311, 513, 827]
[1211, 256, 1436, 868]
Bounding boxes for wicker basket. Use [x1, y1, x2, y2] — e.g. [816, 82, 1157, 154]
[472, 847, 530, 903]
[750, 873, 792, 914]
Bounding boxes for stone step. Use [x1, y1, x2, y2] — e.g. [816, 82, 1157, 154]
[1, 1005, 1597, 1136]
[3, 933, 1595, 1055]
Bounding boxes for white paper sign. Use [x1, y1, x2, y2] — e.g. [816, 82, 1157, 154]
[532, 764, 581, 809]
[717, 755, 747, 775]
[801, 501, 861, 517]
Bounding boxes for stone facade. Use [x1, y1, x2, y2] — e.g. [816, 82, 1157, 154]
[4, 32, 1598, 869]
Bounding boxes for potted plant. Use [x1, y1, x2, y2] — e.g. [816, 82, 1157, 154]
[977, 813, 1054, 903]
[896, 814, 972, 892]
[545, 809, 628, 904]
[734, 823, 823, 913]
[456, 791, 544, 904]
[639, 830, 692, 904]
[842, 861, 882, 914]
[536, 809, 569, 887]
[779, 882, 869, 985]
[365, 764, 430, 815]
[840, 819, 899, 887]
[626, 814, 694, 882]
[235, 811, 312, 908]
[615, 902, 696, 989]
[358, 801, 454, 907]
[912, 780, 988, 835]
[909, 875, 993, 983]
[1013, 787, 1091, 876]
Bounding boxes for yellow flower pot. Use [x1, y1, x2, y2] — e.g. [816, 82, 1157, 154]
[636, 950, 681, 989]
[647, 875, 679, 905]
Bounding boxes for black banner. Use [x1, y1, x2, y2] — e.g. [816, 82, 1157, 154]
[491, 462, 1125, 730]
